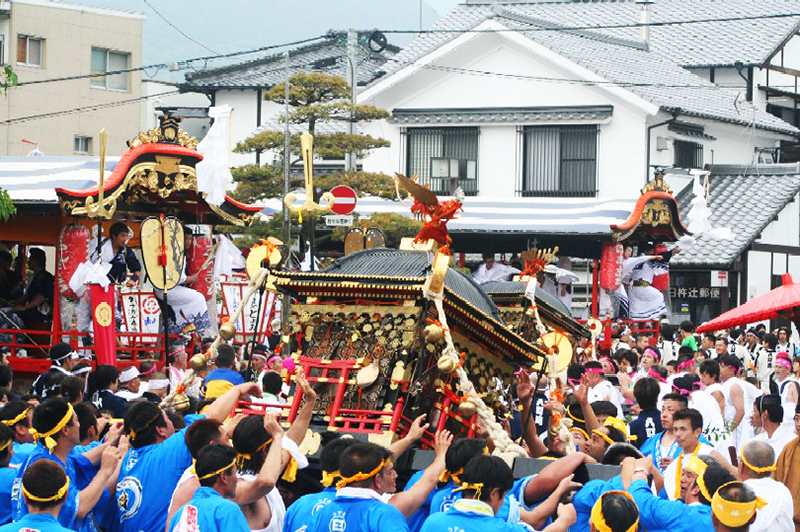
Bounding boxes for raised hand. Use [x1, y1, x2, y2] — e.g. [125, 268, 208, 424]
[295, 369, 317, 402]
[407, 415, 430, 442]
[263, 412, 284, 439]
[433, 430, 453, 457]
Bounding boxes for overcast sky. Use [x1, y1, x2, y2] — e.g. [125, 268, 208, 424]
[76, 0, 461, 81]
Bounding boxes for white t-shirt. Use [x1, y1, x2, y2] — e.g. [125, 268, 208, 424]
[744, 477, 795, 532]
[753, 423, 797, 459]
[662, 442, 716, 501]
[588, 380, 623, 418]
[239, 473, 285, 532]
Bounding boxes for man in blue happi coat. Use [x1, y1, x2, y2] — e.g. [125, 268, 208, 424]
[0, 459, 75, 532]
[168, 444, 249, 532]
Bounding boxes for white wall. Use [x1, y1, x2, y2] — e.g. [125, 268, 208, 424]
[648, 115, 789, 176]
[757, 191, 800, 247]
[140, 81, 211, 141]
[360, 31, 652, 199]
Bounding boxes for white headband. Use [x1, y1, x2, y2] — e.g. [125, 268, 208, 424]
[148, 379, 169, 390]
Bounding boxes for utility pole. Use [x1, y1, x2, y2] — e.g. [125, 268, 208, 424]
[281, 50, 291, 330]
[345, 28, 358, 171]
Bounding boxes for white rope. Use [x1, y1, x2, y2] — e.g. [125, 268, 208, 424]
[423, 280, 527, 465]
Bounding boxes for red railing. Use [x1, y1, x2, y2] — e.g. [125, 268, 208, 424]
[577, 319, 661, 353]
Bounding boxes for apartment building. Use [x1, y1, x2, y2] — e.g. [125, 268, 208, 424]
[0, 0, 144, 156]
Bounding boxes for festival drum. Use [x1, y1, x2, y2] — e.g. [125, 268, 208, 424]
[58, 224, 90, 300]
[187, 234, 214, 300]
[600, 242, 623, 291]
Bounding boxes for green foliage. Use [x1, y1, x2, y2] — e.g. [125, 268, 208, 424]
[232, 72, 394, 203]
[229, 164, 291, 204]
[0, 188, 16, 221]
[315, 170, 396, 200]
[331, 212, 422, 249]
[1, 66, 17, 93]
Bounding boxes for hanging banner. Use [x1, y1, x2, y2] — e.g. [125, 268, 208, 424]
[220, 282, 275, 343]
[120, 289, 161, 344]
[90, 283, 117, 366]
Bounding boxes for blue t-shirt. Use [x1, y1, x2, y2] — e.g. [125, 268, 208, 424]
[628, 478, 713, 532]
[116, 428, 193, 532]
[168, 487, 249, 532]
[282, 487, 335, 532]
[12, 445, 97, 530]
[430, 475, 533, 524]
[202, 369, 245, 400]
[403, 470, 437, 532]
[629, 409, 662, 449]
[0, 512, 75, 532]
[10, 443, 35, 468]
[0, 468, 16, 525]
[639, 431, 711, 472]
[421, 499, 529, 532]
[571, 476, 624, 532]
[307, 493, 409, 532]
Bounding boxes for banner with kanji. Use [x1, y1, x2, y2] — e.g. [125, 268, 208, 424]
[220, 283, 275, 343]
[90, 283, 116, 366]
[120, 289, 161, 344]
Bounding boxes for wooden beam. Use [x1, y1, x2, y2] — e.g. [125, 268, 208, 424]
[766, 64, 800, 78]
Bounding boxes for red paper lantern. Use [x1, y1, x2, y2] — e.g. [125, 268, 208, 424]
[600, 242, 623, 291]
[58, 224, 90, 300]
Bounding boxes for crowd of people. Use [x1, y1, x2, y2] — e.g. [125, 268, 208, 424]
[0, 315, 791, 532]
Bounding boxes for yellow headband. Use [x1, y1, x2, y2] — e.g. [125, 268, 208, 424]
[193, 458, 236, 481]
[129, 411, 162, 441]
[571, 427, 590, 441]
[235, 438, 273, 469]
[22, 476, 70, 503]
[685, 456, 712, 502]
[2, 408, 29, 427]
[321, 470, 341, 488]
[29, 404, 73, 453]
[590, 490, 639, 532]
[439, 467, 463, 484]
[567, 408, 585, 423]
[592, 429, 615, 446]
[740, 450, 776, 474]
[336, 457, 391, 489]
[454, 482, 483, 500]
[711, 481, 767, 528]
[0, 439, 12, 453]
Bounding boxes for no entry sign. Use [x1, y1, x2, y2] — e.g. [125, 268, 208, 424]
[330, 185, 357, 215]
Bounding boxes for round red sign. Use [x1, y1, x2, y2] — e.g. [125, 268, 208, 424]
[330, 185, 357, 215]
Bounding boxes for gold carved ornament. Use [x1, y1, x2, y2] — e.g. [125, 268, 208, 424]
[640, 199, 672, 227]
[94, 302, 113, 328]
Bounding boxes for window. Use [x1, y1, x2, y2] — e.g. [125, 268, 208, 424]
[74, 136, 92, 155]
[0, 36, 5, 66]
[405, 127, 479, 195]
[673, 140, 703, 169]
[91, 47, 129, 91]
[17, 35, 42, 67]
[520, 125, 597, 197]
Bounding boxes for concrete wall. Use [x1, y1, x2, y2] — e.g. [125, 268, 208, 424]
[0, 0, 144, 156]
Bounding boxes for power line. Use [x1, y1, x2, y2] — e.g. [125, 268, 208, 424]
[12, 9, 800, 90]
[0, 90, 180, 126]
[142, 0, 219, 55]
[15, 35, 329, 87]
[381, 11, 800, 34]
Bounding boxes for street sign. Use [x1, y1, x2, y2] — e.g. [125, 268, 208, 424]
[325, 215, 354, 227]
[330, 185, 357, 215]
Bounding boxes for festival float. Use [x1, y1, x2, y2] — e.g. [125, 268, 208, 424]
[0, 113, 263, 374]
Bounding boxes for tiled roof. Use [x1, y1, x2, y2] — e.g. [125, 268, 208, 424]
[481, 280, 571, 315]
[323, 248, 503, 322]
[183, 32, 399, 89]
[671, 163, 800, 268]
[372, 4, 798, 136]
[448, 1, 800, 68]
